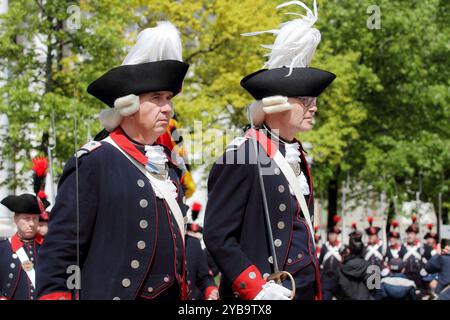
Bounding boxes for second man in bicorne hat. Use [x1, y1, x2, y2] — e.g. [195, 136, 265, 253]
[204, 0, 335, 300]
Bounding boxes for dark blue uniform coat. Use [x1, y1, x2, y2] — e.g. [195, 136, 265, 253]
[0, 233, 43, 300]
[36, 128, 187, 300]
[204, 129, 320, 300]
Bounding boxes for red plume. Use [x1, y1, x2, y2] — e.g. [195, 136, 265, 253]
[391, 220, 399, 228]
[314, 226, 319, 232]
[333, 216, 341, 224]
[412, 215, 417, 223]
[192, 202, 202, 212]
[367, 216, 374, 226]
[32, 156, 48, 177]
[427, 223, 433, 231]
[37, 190, 47, 200]
[351, 222, 357, 230]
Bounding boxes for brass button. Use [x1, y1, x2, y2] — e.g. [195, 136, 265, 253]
[277, 221, 285, 230]
[12, 254, 17, 259]
[288, 258, 292, 263]
[239, 282, 246, 289]
[298, 253, 303, 259]
[274, 239, 282, 247]
[268, 256, 273, 264]
[263, 273, 270, 279]
[137, 179, 145, 188]
[122, 278, 131, 288]
[147, 287, 154, 293]
[249, 272, 256, 279]
[279, 204, 286, 212]
[139, 220, 148, 229]
[137, 241, 146, 250]
[278, 185, 285, 193]
[140, 199, 148, 208]
[274, 168, 281, 175]
[10, 263, 15, 269]
[8, 273, 13, 279]
[164, 276, 170, 283]
[113, 297, 121, 300]
[131, 260, 140, 269]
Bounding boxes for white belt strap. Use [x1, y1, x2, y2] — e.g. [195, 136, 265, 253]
[8, 239, 35, 288]
[273, 150, 315, 247]
[323, 243, 342, 263]
[104, 137, 186, 241]
[403, 245, 422, 262]
[365, 244, 384, 261]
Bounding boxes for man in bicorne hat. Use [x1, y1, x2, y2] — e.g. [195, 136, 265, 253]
[0, 157, 50, 300]
[36, 21, 190, 300]
[204, 0, 335, 300]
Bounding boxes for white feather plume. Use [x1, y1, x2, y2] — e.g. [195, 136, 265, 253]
[122, 21, 183, 65]
[242, 1, 321, 76]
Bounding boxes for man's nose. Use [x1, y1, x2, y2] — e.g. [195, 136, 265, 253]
[309, 104, 318, 113]
[160, 101, 172, 114]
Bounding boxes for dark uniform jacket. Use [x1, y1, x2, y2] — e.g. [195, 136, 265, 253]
[36, 128, 187, 300]
[204, 129, 320, 300]
[185, 233, 217, 300]
[0, 233, 43, 300]
[425, 253, 450, 300]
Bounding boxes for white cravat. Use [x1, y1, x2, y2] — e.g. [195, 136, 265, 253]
[285, 142, 310, 196]
[144, 145, 177, 200]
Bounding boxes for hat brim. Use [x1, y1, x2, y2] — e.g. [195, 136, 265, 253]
[241, 67, 336, 100]
[87, 60, 189, 108]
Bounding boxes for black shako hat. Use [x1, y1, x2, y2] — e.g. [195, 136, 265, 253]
[241, 67, 336, 100]
[1, 194, 50, 215]
[87, 60, 189, 108]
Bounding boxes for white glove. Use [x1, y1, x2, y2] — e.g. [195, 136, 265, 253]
[253, 281, 292, 300]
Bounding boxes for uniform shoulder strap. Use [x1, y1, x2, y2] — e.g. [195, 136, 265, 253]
[74, 141, 102, 158]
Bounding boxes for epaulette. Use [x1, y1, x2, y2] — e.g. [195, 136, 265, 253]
[225, 137, 247, 153]
[74, 141, 102, 158]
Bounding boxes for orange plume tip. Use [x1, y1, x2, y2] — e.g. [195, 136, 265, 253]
[333, 216, 341, 224]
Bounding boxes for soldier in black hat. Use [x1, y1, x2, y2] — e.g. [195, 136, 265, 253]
[0, 156, 50, 300]
[36, 21, 190, 300]
[400, 215, 425, 293]
[386, 220, 405, 261]
[204, 0, 335, 300]
[319, 216, 344, 300]
[364, 217, 385, 269]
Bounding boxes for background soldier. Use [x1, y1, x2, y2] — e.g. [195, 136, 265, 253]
[319, 215, 343, 300]
[400, 216, 425, 295]
[364, 216, 385, 269]
[0, 156, 50, 300]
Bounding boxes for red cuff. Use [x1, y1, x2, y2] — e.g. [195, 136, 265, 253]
[39, 292, 72, 300]
[232, 265, 266, 300]
[204, 286, 218, 300]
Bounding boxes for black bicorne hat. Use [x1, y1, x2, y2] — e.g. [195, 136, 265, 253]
[241, 67, 336, 100]
[1, 194, 50, 215]
[87, 60, 189, 108]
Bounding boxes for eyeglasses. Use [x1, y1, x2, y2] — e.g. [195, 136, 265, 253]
[298, 97, 317, 108]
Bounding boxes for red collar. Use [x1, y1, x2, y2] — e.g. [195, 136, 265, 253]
[110, 128, 148, 166]
[10, 233, 43, 252]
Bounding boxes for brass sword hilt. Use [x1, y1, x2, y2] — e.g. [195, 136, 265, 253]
[267, 271, 296, 300]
